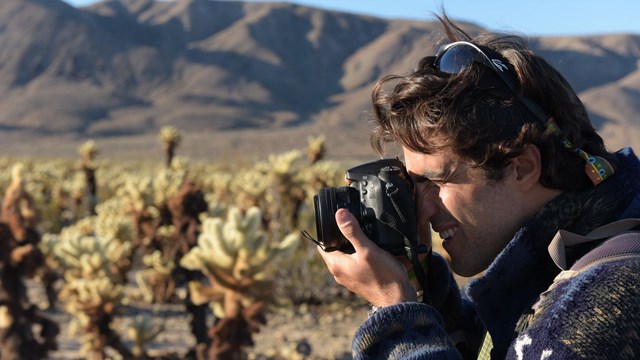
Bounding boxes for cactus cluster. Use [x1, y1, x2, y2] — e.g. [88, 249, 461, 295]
[0, 126, 349, 359]
[44, 220, 134, 359]
[181, 206, 298, 359]
[127, 313, 165, 358]
[306, 135, 327, 164]
[182, 207, 299, 306]
[78, 140, 99, 165]
[75, 140, 100, 216]
[135, 250, 176, 303]
[0, 163, 59, 360]
[158, 126, 183, 168]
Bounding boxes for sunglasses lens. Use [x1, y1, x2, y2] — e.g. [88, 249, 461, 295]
[433, 41, 549, 126]
[436, 44, 486, 74]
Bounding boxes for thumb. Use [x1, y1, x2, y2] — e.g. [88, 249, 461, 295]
[335, 208, 371, 251]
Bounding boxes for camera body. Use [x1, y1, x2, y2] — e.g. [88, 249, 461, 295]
[312, 158, 426, 256]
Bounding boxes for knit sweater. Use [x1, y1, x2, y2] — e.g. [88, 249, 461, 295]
[352, 148, 640, 360]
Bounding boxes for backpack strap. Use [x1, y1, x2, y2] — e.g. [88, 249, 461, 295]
[516, 218, 640, 334]
[571, 231, 640, 270]
[548, 218, 640, 270]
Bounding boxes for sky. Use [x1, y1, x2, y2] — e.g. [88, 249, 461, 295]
[63, 0, 640, 37]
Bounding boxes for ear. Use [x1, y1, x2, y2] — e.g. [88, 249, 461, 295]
[511, 144, 542, 191]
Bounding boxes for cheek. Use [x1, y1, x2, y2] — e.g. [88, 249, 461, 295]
[438, 187, 463, 210]
[439, 186, 481, 218]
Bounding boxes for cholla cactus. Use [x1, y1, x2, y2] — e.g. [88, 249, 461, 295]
[54, 231, 132, 282]
[306, 135, 326, 164]
[77, 140, 98, 166]
[180, 206, 298, 359]
[135, 250, 176, 303]
[0, 230, 60, 358]
[48, 219, 134, 360]
[296, 160, 343, 191]
[94, 198, 135, 245]
[126, 314, 164, 358]
[76, 140, 99, 216]
[19, 160, 75, 234]
[118, 176, 155, 215]
[205, 173, 233, 202]
[158, 126, 182, 168]
[229, 169, 269, 211]
[258, 150, 309, 231]
[2, 163, 40, 241]
[117, 168, 209, 345]
[153, 166, 188, 207]
[0, 165, 58, 359]
[256, 150, 307, 179]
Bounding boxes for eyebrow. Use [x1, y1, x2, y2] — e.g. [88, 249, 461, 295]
[414, 162, 454, 182]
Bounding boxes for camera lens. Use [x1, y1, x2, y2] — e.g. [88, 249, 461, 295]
[313, 187, 358, 252]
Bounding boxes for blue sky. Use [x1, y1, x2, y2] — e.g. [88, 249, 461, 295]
[63, 0, 640, 36]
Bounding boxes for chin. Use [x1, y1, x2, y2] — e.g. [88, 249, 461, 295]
[450, 260, 484, 278]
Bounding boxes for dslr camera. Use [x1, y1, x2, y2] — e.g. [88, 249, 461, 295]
[307, 158, 428, 256]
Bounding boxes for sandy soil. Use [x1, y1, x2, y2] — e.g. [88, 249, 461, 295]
[25, 279, 369, 360]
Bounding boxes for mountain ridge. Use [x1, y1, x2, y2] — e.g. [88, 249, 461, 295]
[0, 0, 638, 160]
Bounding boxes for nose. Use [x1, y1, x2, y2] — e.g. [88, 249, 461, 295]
[415, 183, 440, 220]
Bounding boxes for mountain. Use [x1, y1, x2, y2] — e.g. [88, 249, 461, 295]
[0, 0, 638, 161]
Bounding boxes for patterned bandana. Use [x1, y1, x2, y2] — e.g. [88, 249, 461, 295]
[545, 119, 615, 186]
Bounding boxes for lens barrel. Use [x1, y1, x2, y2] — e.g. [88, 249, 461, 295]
[313, 186, 358, 252]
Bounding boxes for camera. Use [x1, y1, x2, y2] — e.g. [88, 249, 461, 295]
[308, 158, 428, 256]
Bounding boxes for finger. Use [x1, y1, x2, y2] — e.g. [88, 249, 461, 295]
[335, 208, 372, 252]
[316, 244, 350, 277]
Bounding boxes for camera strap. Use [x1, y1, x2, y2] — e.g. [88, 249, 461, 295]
[385, 183, 432, 305]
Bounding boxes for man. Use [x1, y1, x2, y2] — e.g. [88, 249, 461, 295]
[318, 15, 640, 359]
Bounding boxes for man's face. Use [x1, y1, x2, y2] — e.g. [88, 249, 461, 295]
[403, 146, 525, 277]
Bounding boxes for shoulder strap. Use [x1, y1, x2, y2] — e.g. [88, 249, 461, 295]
[571, 231, 640, 270]
[548, 218, 640, 270]
[516, 218, 640, 336]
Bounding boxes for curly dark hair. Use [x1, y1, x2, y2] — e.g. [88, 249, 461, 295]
[370, 14, 616, 190]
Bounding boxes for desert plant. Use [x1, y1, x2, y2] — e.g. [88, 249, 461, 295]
[306, 135, 326, 164]
[135, 249, 176, 303]
[0, 224, 60, 360]
[53, 233, 131, 359]
[250, 150, 309, 235]
[180, 206, 298, 360]
[126, 313, 164, 359]
[75, 140, 99, 216]
[0, 163, 59, 360]
[158, 126, 182, 169]
[46, 212, 134, 360]
[119, 162, 210, 348]
[0, 144, 360, 358]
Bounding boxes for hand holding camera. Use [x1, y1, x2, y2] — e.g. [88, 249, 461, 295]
[305, 158, 432, 305]
[318, 208, 422, 306]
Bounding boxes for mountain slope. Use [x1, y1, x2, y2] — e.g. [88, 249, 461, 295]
[0, 0, 638, 159]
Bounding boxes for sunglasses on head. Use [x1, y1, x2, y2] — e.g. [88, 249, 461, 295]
[427, 41, 614, 186]
[430, 41, 549, 125]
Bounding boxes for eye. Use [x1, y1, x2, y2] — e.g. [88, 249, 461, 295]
[409, 172, 448, 191]
[430, 179, 447, 187]
[415, 179, 441, 194]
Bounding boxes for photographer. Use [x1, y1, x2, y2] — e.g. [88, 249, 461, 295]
[317, 14, 640, 359]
